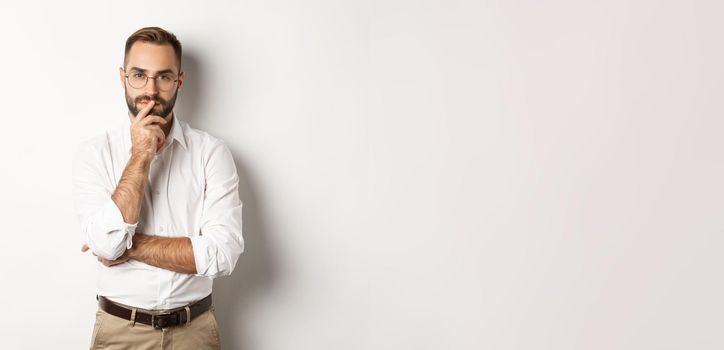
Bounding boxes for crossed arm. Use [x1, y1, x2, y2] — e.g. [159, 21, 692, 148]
[81, 151, 197, 274]
[82, 233, 196, 274]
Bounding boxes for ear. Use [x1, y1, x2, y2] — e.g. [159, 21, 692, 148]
[119, 67, 126, 88]
[177, 70, 185, 91]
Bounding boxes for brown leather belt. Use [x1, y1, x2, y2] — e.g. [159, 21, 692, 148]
[97, 294, 212, 329]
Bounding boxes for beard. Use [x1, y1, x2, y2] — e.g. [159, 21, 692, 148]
[125, 87, 178, 118]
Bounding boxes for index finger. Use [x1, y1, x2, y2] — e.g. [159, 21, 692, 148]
[133, 101, 156, 122]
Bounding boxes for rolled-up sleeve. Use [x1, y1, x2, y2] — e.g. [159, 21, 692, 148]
[189, 140, 244, 279]
[73, 142, 137, 260]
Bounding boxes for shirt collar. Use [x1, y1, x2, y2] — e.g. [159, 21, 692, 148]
[122, 113, 188, 154]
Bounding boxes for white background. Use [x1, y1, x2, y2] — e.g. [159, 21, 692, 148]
[1, 0, 723, 349]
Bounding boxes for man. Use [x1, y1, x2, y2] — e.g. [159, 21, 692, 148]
[73, 27, 244, 349]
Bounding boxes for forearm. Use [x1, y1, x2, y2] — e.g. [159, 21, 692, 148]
[128, 233, 197, 274]
[112, 153, 152, 224]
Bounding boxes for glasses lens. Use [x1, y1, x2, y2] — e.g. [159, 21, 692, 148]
[157, 75, 176, 91]
[128, 74, 147, 89]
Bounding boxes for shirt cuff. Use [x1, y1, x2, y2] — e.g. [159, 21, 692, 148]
[189, 234, 217, 277]
[98, 198, 138, 250]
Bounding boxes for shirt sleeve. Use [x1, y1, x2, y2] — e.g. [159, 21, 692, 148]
[73, 142, 137, 260]
[189, 140, 244, 279]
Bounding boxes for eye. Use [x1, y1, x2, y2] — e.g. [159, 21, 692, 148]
[159, 74, 173, 81]
[132, 73, 146, 79]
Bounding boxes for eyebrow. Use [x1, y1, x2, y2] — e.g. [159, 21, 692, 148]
[128, 67, 177, 75]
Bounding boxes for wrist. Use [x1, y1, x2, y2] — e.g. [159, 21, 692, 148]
[128, 233, 146, 259]
[130, 150, 154, 164]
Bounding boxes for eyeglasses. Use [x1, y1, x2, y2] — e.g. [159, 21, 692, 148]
[124, 69, 179, 91]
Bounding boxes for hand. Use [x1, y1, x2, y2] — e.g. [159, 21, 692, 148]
[81, 243, 131, 267]
[130, 101, 167, 159]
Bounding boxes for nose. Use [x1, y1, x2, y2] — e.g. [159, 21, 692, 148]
[143, 76, 160, 95]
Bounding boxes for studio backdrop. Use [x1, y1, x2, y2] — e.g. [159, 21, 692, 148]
[0, 0, 723, 349]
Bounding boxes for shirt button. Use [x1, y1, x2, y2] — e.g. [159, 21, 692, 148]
[155, 190, 160, 195]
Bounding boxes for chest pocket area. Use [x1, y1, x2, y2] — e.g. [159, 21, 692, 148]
[167, 168, 204, 238]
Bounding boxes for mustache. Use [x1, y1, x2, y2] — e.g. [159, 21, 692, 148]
[135, 96, 166, 105]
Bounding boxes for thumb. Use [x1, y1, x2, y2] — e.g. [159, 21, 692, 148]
[81, 244, 89, 252]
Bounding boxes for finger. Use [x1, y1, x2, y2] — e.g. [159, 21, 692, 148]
[81, 244, 89, 252]
[139, 115, 168, 127]
[108, 259, 125, 267]
[133, 101, 156, 122]
[153, 127, 165, 141]
[150, 126, 165, 145]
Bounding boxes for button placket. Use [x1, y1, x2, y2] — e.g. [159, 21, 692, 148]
[151, 153, 168, 237]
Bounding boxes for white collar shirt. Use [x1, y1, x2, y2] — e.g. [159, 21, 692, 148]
[73, 114, 244, 310]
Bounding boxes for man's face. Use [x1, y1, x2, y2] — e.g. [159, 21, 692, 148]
[120, 42, 184, 119]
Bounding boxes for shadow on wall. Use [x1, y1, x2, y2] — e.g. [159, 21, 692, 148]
[177, 50, 277, 349]
[176, 52, 204, 126]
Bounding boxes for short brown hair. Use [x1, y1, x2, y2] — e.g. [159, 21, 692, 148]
[124, 27, 182, 69]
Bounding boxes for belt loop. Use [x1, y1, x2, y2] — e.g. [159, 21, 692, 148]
[128, 308, 137, 327]
[185, 306, 191, 326]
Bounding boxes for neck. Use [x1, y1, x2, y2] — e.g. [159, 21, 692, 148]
[161, 112, 174, 138]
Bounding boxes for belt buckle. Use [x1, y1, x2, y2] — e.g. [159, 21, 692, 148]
[151, 312, 178, 329]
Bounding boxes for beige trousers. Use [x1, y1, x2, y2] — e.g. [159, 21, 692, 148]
[89, 305, 221, 349]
